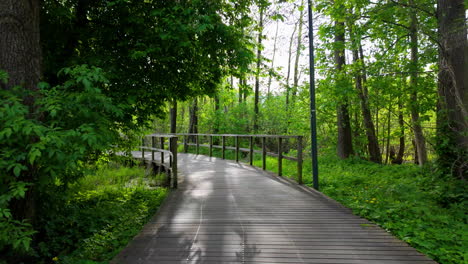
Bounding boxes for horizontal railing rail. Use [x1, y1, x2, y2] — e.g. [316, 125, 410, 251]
[143, 133, 303, 184]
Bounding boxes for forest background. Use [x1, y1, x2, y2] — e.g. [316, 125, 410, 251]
[0, 0, 466, 263]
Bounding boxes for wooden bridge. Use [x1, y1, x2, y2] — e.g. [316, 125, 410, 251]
[112, 134, 436, 264]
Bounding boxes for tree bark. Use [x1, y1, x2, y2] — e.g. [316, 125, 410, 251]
[348, 22, 381, 163]
[334, 18, 353, 159]
[0, 0, 41, 94]
[285, 22, 297, 111]
[436, 0, 468, 178]
[409, 0, 428, 166]
[0, 0, 41, 226]
[267, 17, 279, 97]
[254, 5, 264, 132]
[393, 92, 405, 164]
[188, 98, 198, 141]
[292, 0, 305, 100]
[170, 100, 177, 133]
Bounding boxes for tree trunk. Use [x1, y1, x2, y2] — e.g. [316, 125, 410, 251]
[0, 0, 41, 94]
[436, 0, 468, 179]
[349, 22, 381, 163]
[0, 0, 41, 227]
[334, 18, 353, 159]
[254, 5, 264, 132]
[267, 18, 279, 97]
[385, 108, 391, 164]
[188, 98, 198, 142]
[285, 22, 297, 111]
[409, 0, 428, 166]
[393, 93, 405, 164]
[292, 0, 305, 101]
[170, 100, 177, 133]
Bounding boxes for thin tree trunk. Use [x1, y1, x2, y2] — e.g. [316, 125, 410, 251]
[170, 100, 177, 133]
[254, 5, 264, 132]
[334, 17, 353, 159]
[349, 22, 381, 163]
[188, 98, 198, 141]
[267, 18, 279, 97]
[385, 108, 391, 164]
[238, 78, 243, 104]
[214, 95, 220, 134]
[285, 22, 297, 111]
[436, 0, 467, 179]
[393, 92, 405, 164]
[292, 0, 305, 101]
[409, 0, 428, 166]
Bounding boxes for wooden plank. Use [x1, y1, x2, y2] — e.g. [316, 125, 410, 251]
[113, 153, 437, 264]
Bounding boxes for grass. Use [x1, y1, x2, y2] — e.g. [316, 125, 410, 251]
[181, 145, 466, 264]
[36, 163, 168, 264]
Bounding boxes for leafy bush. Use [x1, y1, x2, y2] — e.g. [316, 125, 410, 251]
[0, 66, 135, 258]
[36, 165, 167, 264]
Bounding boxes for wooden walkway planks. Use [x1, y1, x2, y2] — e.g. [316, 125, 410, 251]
[112, 153, 436, 264]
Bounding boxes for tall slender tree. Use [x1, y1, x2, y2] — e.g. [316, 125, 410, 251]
[334, 1, 353, 159]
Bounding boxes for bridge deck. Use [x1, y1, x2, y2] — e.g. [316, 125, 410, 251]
[112, 153, 435, 264]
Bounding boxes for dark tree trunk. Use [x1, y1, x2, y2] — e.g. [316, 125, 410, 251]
[188, 98, 198, 142]
[349, 24, 381, 163]
[393, 95, 405, 164]
[334, 19, 353, 159]
[385, 107, 391, 164]
[0, 0, 41, 94]
[436, 0, 468, 179]
[0, 0, 41, 227]
[170, 100, 177, 134]
[409, 1, 428, 166]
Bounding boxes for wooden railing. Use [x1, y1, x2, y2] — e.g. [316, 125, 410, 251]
[140, 135, 178, 188]
[142, 133, 304, 185]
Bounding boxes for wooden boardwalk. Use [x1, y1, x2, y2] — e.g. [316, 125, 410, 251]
[112, 153, 436, 264]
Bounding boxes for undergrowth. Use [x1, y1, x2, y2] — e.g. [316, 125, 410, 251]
[35, 163, 167, 264]
[182, 146, 466, 264]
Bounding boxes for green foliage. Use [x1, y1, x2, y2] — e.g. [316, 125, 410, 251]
[41, 0, 255, 128]
[0, 66, 125, 255]
[315, 156, 466, 264]
[36, 164, 167, 264]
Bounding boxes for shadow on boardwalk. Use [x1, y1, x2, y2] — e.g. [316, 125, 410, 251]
[112, 153, 436, 264]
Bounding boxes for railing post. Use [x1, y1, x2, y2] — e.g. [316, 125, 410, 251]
[160, 137, 165, 164]
[141, 137, 145, 160]
[297, 136, 303, 184]
[170, 137, 178, 188]
[209, 135, 213, 157]
[196, 134, 199, 155]
[151, 136, 155, 161]
[249, 136, 254, 165]
[184, 135, 188, 153]
[222, 136, 226, 159]
[262, 137, 266, 170]
[278, 137, 283, 176]
[235, 136, 239, 162]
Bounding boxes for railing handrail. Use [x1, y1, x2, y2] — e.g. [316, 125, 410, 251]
[143, 133, 303, 185]
[148, 133, 301, 139]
